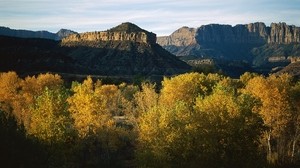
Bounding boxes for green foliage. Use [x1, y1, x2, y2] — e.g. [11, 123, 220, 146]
[28, 87, 74, 143]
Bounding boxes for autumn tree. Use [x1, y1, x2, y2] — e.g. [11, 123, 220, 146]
[67, 77, 133, 166]
[28, 87, 73, 142]
[244, 74, 294, 164]
[134, 82, 158, 117]
[137, 74, 264, 167]
[159, 72, 223, 108]
[0, 71, 22, 121]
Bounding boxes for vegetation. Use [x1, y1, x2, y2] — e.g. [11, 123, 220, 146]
[0, 71, 300, 167]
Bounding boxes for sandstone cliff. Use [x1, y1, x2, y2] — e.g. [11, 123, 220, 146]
[157, 22, 300, 48]
[196, 22, 268, 44]
[157, 26, 196, 46]
[157, 22, 300, 76]
[61, 22, 156, 46]
[268, 23, 300, 43]
[157, 22, 300, 60]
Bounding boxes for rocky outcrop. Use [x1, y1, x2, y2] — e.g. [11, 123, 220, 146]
[0, 26, 76, 40]
[268, 23, 300, 43]
[196, 22, 268, 44]
[157, 26, 196, 46]
[56, 29, 78, 40]
[62, 22, 156, 46]
[157, 22, 300, 61]
[158, 22, 300, 50]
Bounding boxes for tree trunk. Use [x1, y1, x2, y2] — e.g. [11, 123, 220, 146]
[267, 133, 272, 155]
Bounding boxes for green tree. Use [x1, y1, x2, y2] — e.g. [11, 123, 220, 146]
[28, 87, 73, 142]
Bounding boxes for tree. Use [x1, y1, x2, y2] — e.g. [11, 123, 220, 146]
[0, 71, 22, 121]
[134, 82, 158, 117]
[67, 77, 133, 166]
[159, 72, 223, 108]
[244, 74, 293, 164]
[28, 87, 73, 143]
[137, 76, 264, 167]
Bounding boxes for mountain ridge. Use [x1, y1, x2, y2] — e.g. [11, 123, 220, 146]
[0, 26, 77, 40]
[0, 22, 190, 79]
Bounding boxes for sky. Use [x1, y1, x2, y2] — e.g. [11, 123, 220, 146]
[0, 0, 300, 36]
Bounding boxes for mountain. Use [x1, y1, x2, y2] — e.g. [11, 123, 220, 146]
[157, 22, 300, 76]
[0, 26, 77, 40]
[0, 22, 190, 80]
[60, 22, 190, 76]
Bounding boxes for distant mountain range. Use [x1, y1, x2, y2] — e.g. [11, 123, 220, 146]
[0, 26, 77, 40]
[157, 22, 300, 76]
[1, 22, 300, 78]
[0, 23, 190, 81]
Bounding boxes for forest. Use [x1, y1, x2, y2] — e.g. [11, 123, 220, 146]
[0, 71, 300, 168]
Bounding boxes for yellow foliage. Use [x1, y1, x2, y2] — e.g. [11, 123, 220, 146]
[160, 72, 223, 108]
[0, 71, 22, 119]
[245, 74, 292, 135]
[134, 83, 158, 116]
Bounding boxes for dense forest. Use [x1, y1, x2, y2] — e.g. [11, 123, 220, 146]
[0, 71, 300, 167]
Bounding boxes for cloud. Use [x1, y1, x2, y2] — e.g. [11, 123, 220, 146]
[0, 0, 300, 35]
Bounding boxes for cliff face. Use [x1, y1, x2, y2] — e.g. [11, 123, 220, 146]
[60, 22, 190, 76]
[196, 22, 268, 44]
[268, 23, 300, 43]
[158, 22, 300, 47]
[157, 22, 300, 60]
[62, 22, 156, 46]
[157, 27, 196, 46]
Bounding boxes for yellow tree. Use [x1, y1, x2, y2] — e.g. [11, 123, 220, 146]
[134, 82, 158, 117]
[18, 73, 64, 129]
[194, 80, 264, 167]
[159, 72, 223, 108]
[244, 74, 293, 164]
[137, 78, 264, 167]
[0, 71, 22, 120]
[67, 77, 133, 166]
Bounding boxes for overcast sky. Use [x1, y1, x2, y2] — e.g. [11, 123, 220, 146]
[1, 0, 300, 36]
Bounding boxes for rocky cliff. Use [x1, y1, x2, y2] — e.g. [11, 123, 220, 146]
[157, 22, 300, 76]
[157, 26, 196, 46]
[157, 22, 300, 59]
[195, 22, 300, 44]
[61, 22, 156, 46]
[158, 22, 300, 48]
[196, 22, 268, 44]
[268, 23, 300, 43]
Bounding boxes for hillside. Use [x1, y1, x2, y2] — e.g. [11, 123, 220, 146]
[0, 23, 190, 80]
[0, 26, 77, 40]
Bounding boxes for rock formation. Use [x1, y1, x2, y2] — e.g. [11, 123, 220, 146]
[196, 22, 268, 44]
[158, 22, 300, 49]
[157, 26, 196, 46]
[157, 22, 300, 76]
[268, 23, 300, 43]
[61, 22, 156, 46]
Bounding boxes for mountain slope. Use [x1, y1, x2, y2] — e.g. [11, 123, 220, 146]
[0, 26, 77, 40]
[0, 23, 190, 79]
